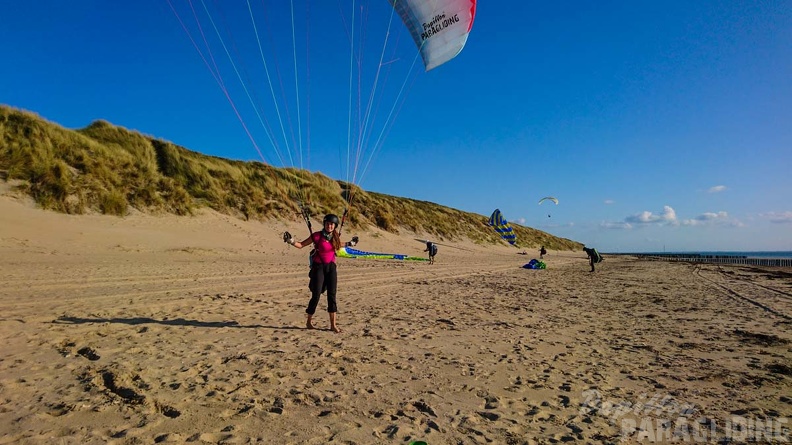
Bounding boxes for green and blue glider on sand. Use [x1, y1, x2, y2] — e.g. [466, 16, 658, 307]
[337, 246, 428, 262]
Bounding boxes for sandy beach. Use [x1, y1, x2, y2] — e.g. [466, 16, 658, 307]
[1, 192, 791, 444]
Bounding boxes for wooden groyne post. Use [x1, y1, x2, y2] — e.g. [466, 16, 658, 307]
[626, 253, 792, 267]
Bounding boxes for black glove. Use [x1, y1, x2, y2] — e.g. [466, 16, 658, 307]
[351, 236, 359, 244]
[282, 231, 293, 244]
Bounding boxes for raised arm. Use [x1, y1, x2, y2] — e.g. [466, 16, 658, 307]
[283, 231, 313, 249]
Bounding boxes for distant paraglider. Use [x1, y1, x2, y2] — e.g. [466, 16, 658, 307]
[538, 196, 559, 218]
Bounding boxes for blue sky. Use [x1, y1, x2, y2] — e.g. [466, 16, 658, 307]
[2, 1, 791, 252]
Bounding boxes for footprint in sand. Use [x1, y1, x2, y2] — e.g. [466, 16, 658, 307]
[77, 347, 100, 361]
[483, 395, 499, 409]
[477, 411, 500, 421]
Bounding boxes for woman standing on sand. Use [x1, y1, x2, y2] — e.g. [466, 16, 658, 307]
[283, 214, 344, 333]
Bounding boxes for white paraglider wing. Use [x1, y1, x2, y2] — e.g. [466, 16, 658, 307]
[389, 0, 477, 71]
[538, 197, 559, 205]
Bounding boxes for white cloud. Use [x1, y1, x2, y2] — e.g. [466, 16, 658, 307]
[539, 222, 575, 229]
[601, 221, 632, 230]
[625, 206, 678, 226]
[604, 199, 615, 205]
[516, 217, 527, 225]
[682, 211, 727, 226]
[682, 211, 744, 227]
[629, 211, 655, 223]
[701, 211, 727, 220]
[663, 206, 677, 223]
[760, 211, 792, 224]
[708, 185, 727, 193]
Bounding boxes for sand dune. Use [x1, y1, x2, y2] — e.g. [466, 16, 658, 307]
[1, 194, 790, 444]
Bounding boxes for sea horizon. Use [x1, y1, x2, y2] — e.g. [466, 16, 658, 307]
[607, 251, 792, 259]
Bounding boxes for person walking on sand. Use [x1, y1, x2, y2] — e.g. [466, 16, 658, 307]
[283, 214, 346, 333]
[582, 246, 603, 272]
[539, 246, 547, 259]
[424, 241, 438, 264]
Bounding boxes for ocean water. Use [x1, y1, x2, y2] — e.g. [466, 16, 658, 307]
[634, 251, 792, 259]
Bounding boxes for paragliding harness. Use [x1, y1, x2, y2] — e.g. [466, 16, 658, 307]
[296, 205, 324, 293]
[297, 203, 318, 270]
[300, 205, 352, 270]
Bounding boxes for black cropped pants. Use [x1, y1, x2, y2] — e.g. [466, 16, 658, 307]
[306, 262, 338, 314]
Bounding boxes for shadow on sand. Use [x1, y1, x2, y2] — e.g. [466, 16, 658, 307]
[52, 315, 303, 330]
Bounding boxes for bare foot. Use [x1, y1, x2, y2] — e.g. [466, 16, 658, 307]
[330, 326, 342, 333]
[306, 319, 314, 329]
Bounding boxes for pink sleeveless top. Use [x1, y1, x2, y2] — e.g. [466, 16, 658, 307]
[311, 231, 337, 264]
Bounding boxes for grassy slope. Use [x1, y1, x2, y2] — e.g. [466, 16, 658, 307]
[0, 105, 581, 250]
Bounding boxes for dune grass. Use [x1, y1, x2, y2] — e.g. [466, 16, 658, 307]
[0, 105, 581, 250]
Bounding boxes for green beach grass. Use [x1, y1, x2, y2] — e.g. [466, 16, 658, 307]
[0, 105, 581, 250]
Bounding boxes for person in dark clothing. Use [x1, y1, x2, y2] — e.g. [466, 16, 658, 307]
[424, 241, 438, 264]
[539, 246, 547, 259]
[582, 246, 602, 272]
[283, 214, 348, 333]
